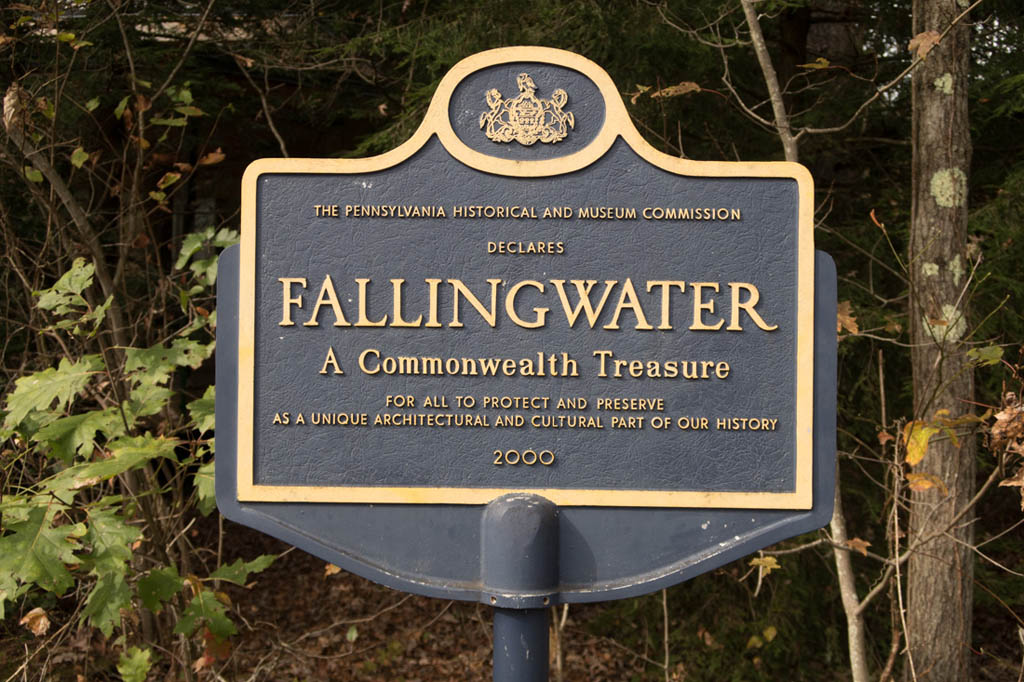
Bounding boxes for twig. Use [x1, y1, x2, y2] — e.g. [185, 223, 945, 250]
[797, 0, 986, 137]
[894, 480, 917, 680]
[152, 0, 218, 102]
[662, 588, 671, 681]
[738, 0, 798, 161]
[234, 58, 289, 157]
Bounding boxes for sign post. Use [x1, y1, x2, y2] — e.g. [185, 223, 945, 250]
[217, 46, 836, 678]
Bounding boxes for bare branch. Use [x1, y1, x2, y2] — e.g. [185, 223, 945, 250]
[739, 0, 798, 161]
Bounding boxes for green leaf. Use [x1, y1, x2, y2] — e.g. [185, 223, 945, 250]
[148, 190, 166, 202]
[3, 354, 103, 429]
[156, 171, 181, 189]
[139, 565, 184, 613]
[194, 460, 217, 516]
[32, 408, 124, 463]
[209, 554, 275, 586]
[176, 227, 213, 269]
[114, 96, 130, 120]
[124, 381, 174, 422]
[70, 146, 89, 168]
[45, 434, 177, 494]
[346, 625, 359, 642]
[175, 105, 205, 117]
[191, 257, 218, 285]
[82, 571, 131, 636]
[117, 647, 154, 682]
[57, 31, 75, 42]
[125, 338, 214, 384]
[85, 97, 100, 112]
[167, 84, 194, 105]
[0, 506, 85, 598]
[967, 345, 1004, 366]
[174, 589, 236, 639]
[212, 227, 240, 248]
[35, 257, 94, 313]
[150, 116, 187, 127]
[79, 295, 112, 337]
[188, 386, 216, 434]
[83, 509, 140, 577]
[24, 166, 43, 183]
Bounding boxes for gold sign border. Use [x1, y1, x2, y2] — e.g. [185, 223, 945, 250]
[238, 46, 815, 509]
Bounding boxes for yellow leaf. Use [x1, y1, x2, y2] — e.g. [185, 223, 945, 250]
[903, 421, 939, 466]
[19, 607, 50, 636]
[650, 81, 701, 99]
[762, 625, 778, 642]
[749, 556, 780, 575]
[837, 300, 859, 335]
[908, 30, 941, 59]
[798, 57, 831, 69]
[156, 171, 181, 190]
[629, 84, 651, 105]
[324, 563, 341, 577]
[907, 472, 948, 495]
[746, 634, 764, 649]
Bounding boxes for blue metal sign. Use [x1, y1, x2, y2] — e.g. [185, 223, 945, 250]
[216, 47, 836, 604]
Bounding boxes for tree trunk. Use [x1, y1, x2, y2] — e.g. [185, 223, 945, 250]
[906, 1, 974, 679]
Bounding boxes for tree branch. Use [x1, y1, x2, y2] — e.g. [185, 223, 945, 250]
[738, 0, 798, 161]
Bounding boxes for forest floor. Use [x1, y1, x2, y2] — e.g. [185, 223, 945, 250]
[3, 517, 1020, 680]
[208, 522, 658, 681]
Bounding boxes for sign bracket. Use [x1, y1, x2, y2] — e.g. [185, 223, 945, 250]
[483, 493, 558, 681]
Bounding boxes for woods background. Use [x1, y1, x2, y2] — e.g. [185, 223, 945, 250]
[2, 1, 1023, 680]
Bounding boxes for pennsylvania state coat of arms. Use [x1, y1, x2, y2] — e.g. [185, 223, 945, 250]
[479, 73, 575, 146]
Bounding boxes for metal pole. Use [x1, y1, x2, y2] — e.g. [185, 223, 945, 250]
[481, 494, 559, 682]
[493, 608, 549, 682]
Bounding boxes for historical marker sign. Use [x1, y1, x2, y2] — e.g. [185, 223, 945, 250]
[217, 46, 836, 603]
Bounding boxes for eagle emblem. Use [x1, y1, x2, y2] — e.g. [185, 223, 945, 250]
[479, 73, 574, 145]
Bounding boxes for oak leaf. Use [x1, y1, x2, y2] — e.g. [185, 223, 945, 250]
[909, 31, 941, 59]
[845, 537, 871, 556]
[837, 300, 859, 335]
[991, 395, 1024, 448]
[749, 556, 780, 575]
[19, 607, 51, 636]
[998, 467, 1024, 510]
